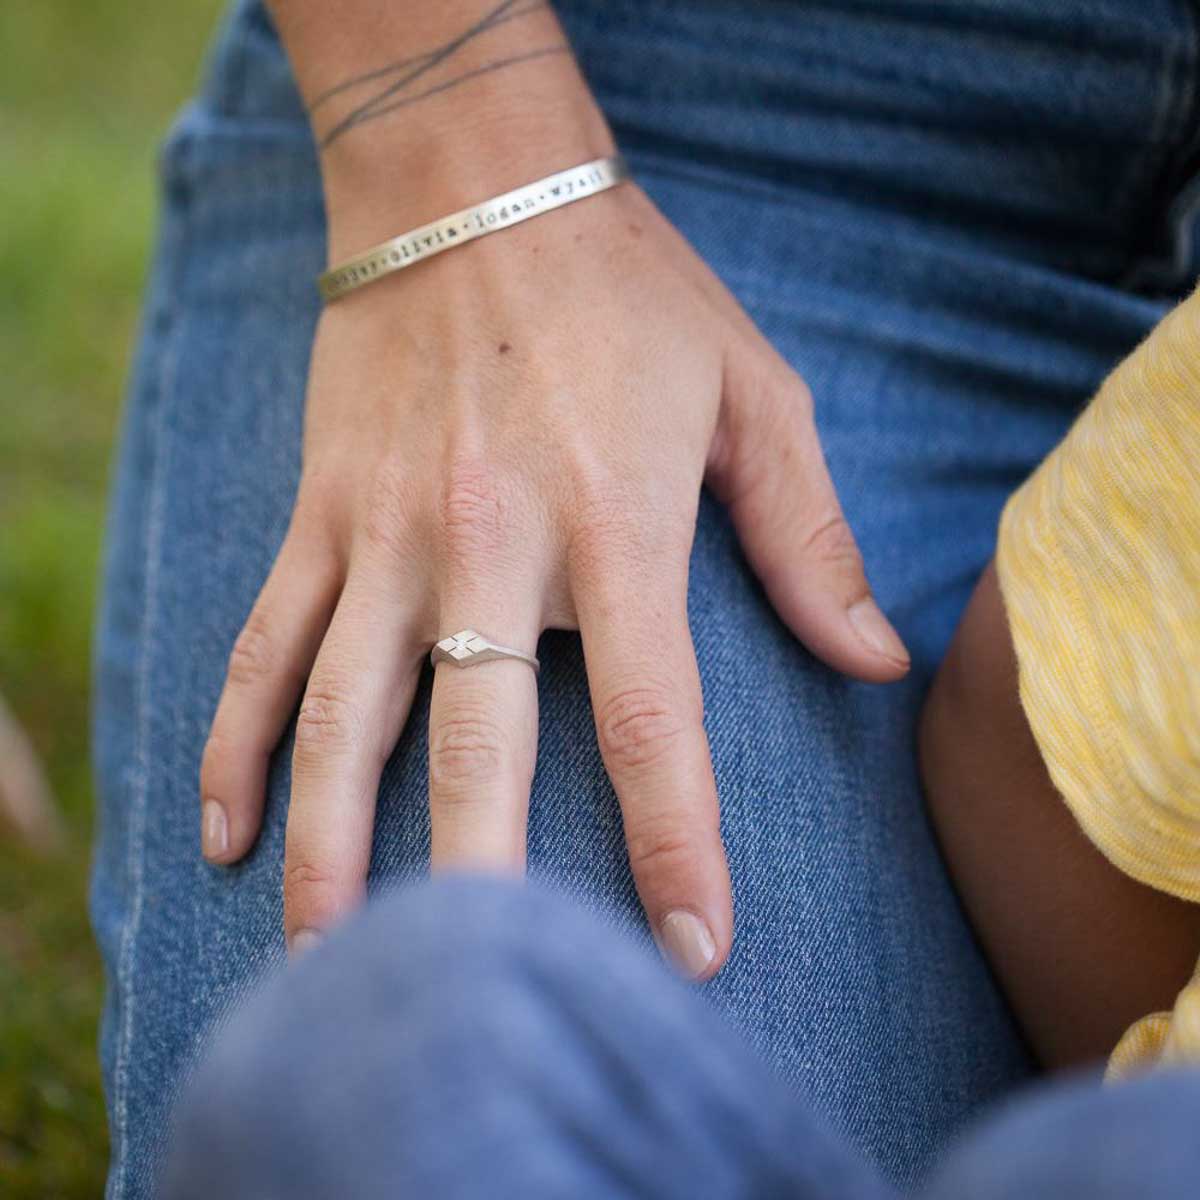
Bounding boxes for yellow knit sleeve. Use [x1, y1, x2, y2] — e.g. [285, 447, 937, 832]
[1107, 961, 1200, 1081]
[994, 283, 1200, 1077]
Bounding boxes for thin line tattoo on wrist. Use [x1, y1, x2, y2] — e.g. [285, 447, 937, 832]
[312, 0, 569, 150]
[308, 0, 546, 111]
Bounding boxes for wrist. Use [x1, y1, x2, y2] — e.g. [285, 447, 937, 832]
[320, 77, 616, 262]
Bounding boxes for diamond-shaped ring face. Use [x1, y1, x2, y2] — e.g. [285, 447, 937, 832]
[431, 628, 539, 673]
[436, 629, 488, 662]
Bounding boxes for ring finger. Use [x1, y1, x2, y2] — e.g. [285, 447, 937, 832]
[427, 568, 545, 873]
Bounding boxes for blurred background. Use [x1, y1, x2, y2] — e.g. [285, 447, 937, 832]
[1, 2, 224, 1193]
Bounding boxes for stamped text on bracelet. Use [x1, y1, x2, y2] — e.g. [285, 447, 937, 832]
[317, 155, 630, 303]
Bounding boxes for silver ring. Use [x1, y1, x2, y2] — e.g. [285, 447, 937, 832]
[430, 629, 540, 674]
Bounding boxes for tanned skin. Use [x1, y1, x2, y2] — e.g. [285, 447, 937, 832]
[919, 559, 1200, 1069]
[201, 2, 912, 968]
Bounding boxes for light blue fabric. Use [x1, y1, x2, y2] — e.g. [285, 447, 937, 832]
[92, 1, 1200, 1196]
[161, 875, 1200, 1200]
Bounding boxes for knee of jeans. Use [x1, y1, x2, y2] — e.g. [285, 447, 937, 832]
[228, 872, 608, 1071]
[920, 1068, 1200, 1200]
[359, 872, 621, 991]
[161, 876, 630, 1198]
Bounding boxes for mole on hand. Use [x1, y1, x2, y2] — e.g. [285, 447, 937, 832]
[498, 341, 512, 355]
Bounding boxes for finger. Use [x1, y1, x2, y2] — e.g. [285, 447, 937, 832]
[424, 464, 546, 873]
[570, 521, 732, 982]
[200, 525, 340, 865]
[284, 567, 422, 952]
[707, 345, 910, 683]
[427, 599, 542, 874]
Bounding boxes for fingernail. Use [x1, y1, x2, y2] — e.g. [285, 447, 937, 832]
[201, 800, 229, 860]
[847, 598, 910, 666]
[289, 928, 322, 959]
[658, 910, 717, 980]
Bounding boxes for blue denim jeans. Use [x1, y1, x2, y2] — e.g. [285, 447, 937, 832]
[162, 876, 1200, 1200]
[92, 1, 1200, 1197]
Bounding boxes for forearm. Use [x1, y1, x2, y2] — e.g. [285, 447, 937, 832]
[918, 560, 1200, 1069]
[265, 1, 615, 256]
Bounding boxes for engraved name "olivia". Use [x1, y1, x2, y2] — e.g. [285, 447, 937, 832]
[327, 166, 609, 293]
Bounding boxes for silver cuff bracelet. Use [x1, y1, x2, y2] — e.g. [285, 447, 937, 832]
[317, 154, 631, 303]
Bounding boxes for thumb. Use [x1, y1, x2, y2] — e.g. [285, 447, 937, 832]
[706, 345, 910, 683]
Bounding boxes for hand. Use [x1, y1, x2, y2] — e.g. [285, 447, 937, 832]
[198, 178, 909, 976]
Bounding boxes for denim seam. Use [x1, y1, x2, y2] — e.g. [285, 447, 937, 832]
[1160, 1, 1200, 206]
[1160, 0, 1200, 282]
[1110, 17, 1193, 237]
[107, 140, 192, 1200]
[1119, 3, 1199, 289]
[1168, 0, 1200, 168]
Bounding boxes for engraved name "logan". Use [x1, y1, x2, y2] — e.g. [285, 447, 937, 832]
[319, 158, 627, 303]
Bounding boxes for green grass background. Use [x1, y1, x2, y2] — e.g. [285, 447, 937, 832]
[1, 2, 225, 1193]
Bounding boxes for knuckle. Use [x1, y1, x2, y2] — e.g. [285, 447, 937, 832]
[294, 687, 365, 760]
[800, 512, 864, 573]
[625, 815, 707, 882]
[570, 468, 644, 539]
[296, 460, 340, 511]
[283, 857, 339, 919]
[567, 459, 623, 517]
[744, 353, 813, 419]
[437, 459, 508, 565]
[786, 369, 815, 418]
[715, 358, 814, 499]
[292, 474, 350, 557]
[292, 478, 335, 533]
[595, 685, 689, 774]
[361, 462, 420, 560]
[290, 509, 341, 568]
[428, 709, 508, 793]
[567, 479, 680, 583]
[284, 858, 334, 893]
[226, 617, 276, 688]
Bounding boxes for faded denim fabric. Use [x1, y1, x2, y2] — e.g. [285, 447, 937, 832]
[92, 1, 1200, 1197]
[162, 875, 1200, 1200]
